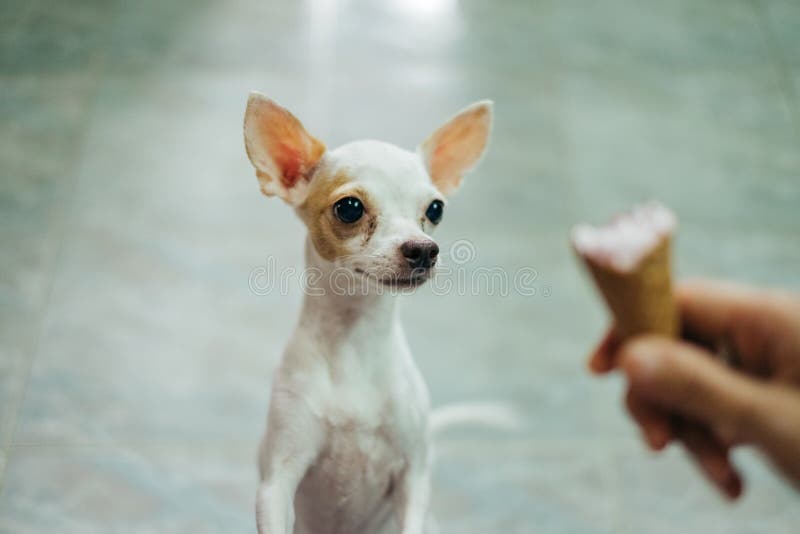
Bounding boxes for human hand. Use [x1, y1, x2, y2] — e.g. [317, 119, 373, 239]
[589, 280, 800, 498]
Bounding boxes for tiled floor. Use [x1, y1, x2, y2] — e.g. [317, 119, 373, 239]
[1, 0, 799, 532]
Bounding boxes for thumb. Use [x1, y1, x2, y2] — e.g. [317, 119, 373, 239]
[618, 336, 765, 445]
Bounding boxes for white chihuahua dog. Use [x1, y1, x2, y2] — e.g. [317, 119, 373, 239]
[244, 93, 493, 534]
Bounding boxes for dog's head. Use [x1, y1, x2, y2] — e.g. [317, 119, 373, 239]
[244, 93, 492, 289]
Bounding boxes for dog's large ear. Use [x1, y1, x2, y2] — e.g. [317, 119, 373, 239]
[419, 100, 493, 196]
[244, 92, 326, 205]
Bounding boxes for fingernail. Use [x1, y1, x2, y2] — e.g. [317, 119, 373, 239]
[644, 428, 660, 450]
[707, 460, 729, 484]
[725, 474, 743, 499]
[588, 351, 610, 374]
[648, 425, 670, 449]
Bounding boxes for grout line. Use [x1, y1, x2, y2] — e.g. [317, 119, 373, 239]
[749, 0, 800, 141]
[0, 56, 107, 497]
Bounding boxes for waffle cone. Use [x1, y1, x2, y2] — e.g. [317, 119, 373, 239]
[579, 237, 679, 340]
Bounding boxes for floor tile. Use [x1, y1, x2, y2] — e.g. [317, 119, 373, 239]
[551, 0, 769, 72]
[678, 226, 800, 290]
[561, 66, 798, 233]
[613, 443, 800, 534]
[0, 443, 255, 533]
[433, 437, 615, 533]
[12, 72, 296, 447]
[0, 73, 96, 452]
[762, 0, 800, 67]
[0, 0, 113, 75]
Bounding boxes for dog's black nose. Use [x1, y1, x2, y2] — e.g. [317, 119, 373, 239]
[400, 240, 439, 270]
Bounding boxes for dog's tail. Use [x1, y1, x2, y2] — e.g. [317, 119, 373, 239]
[428, 401, 523, 437]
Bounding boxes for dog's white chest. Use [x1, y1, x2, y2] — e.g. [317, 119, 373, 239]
[293, 383, 426, 534]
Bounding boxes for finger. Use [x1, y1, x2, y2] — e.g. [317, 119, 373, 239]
[677, 280, 799, 370]
[736, 385, 800, 489]
[625, 390, 672, 450]
[676, 421, 743, 500]
[676, 279, 757, 345]
[618, 335, 764, 444]
[588, 327, 621, 374]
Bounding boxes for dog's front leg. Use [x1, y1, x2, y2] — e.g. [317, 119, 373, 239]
[256, 470, 307, 534]
[256, 394, 324, 534]
[395, 460, 432, 534]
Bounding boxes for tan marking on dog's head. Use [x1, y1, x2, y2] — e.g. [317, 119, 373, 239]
[297, 169, 377, 262]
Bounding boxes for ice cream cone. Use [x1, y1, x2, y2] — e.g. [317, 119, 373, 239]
[579, 236, 679, 339]
[571, 203, 680, 340]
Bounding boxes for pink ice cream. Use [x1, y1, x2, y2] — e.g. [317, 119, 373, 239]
[571, 202, 677, 273]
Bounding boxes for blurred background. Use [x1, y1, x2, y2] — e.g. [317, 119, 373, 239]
[1, 0, 799, 532]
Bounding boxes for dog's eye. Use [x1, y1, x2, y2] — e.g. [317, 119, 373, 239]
[333, 197, 364, 223]
[425, 200, 444, 224]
